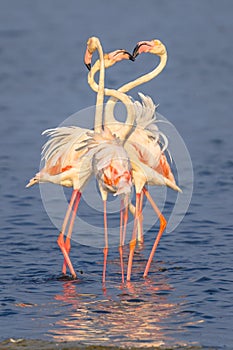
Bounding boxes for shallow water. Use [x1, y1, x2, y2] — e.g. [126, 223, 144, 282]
[0, 1, 233, 349]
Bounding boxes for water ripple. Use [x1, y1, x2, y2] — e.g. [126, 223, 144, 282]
[1, 1, 233, 348]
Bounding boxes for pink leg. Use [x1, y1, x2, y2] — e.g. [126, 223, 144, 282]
[119, 198, 124, 283]
[62, 192, 82, 275]
[61, 189, 78, 236]
[122, 197, 129, 246]
[57, 234, 77, 278]
[138, 191, 144, 243]
[127, 193, 140, 281]
[57, 189, 78, 278]
[143, 188, 167, 278]
[102, 200, 108, 284]
[119, 198, 124, 246]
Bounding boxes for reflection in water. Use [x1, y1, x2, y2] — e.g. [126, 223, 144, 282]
[48, 260, 200, 347]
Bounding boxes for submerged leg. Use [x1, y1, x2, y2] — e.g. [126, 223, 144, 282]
[143, 188, 167, 278]
[62, 192, 82, 275]
[127, 193, 140, 281]
[102, 200, 108, 284]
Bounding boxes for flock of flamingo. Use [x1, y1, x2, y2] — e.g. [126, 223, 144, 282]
[26, 36, 181, 283]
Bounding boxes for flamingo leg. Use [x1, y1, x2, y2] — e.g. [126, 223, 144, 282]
[102, 200, 108, 284]
[142, 187, 167, 278]
[127, 193, 140, 281]
[62, 192, 82, 275]
[137, 191, 144, 243]
[119, 198, 125, 283]
[61, 189, 78, 236]
[122, 196, 129, 246]
[57, 189, 79, 278]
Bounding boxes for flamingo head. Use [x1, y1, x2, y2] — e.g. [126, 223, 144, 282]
[25, 172, 40, 188]
[133, 39, 166, 58]
[84, 36, 100, 70]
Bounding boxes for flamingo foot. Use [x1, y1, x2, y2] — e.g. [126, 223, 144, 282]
[56, 273, 77, 281]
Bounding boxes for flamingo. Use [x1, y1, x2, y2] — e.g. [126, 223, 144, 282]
[87, 39, 181, 281]
[26, 37, 134, 282]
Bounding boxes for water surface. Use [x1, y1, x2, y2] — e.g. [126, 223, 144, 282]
[0, 1, 232, 349]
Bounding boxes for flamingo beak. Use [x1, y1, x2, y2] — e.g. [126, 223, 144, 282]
[84, 48, 93, 71]
[132, 44, 139, 58]
[109, 49, 135, 62]
[85, 63, 91, 71]
[132, 43, 145, 58]
[25, 177, 38, 188]
[132, 42, 152, 58]
[124, 51, 135, 62]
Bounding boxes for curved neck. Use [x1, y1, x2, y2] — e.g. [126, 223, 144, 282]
[88, 60, 135, 141]
[105, 51, 167, 121]
[120, 51, 167, 93]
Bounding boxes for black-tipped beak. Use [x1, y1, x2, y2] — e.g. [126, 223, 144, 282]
[125, 51, 135, 62]
[132, 43, 141, 58]
[132, 42, 149, 59]
[85, 62, 91, 71]
[128, 53, 135, 62]
[116, 49, 135, 61]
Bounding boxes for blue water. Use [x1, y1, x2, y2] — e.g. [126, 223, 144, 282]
[0, 0, 233, 348]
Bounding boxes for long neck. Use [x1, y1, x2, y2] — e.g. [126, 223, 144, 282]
[105, 51, 167, 122]
[106, 88, 135, 141]
[120, 51, 167, 93]
[88, 61, 135, 141]
[93, 40, 105, 133]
